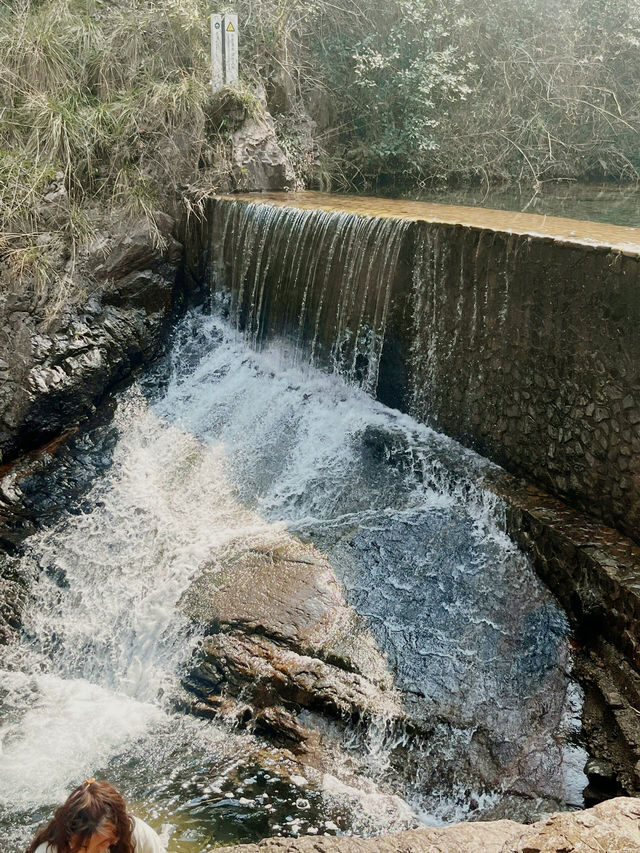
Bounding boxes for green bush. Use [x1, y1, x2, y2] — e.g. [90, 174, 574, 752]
[241, 0, 640, 186]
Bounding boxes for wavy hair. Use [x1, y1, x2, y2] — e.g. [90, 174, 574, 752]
[27, 779, 135, 853]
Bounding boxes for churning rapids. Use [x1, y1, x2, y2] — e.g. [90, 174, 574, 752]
[0, 308, 587, 851]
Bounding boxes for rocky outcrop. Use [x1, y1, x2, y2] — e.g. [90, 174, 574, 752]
[179, 522, 585, 821]
[0, 214, 181, 465]
[232, 114, 295, 192]
[204, 86, 295, 193]
[181, 532, 401, 740]
[0, 211, 182, 641]
[211, 796, 640, 853]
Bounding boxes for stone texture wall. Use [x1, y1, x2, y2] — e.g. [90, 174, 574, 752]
[402, 223, 640, 543]
[208, 197, 640, 541]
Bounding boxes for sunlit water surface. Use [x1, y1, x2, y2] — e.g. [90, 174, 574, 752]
[0, 310, 587, 851]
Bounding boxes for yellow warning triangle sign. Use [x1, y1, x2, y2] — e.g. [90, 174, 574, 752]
[226, 21, 235, 31]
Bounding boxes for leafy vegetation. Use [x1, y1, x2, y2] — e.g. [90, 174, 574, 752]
[237, 0, 640, 187]
[1, 0, 639, 297]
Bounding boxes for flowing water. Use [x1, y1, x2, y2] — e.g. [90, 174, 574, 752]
[210, 201, 412, 395]
[0, 306, 587, 852]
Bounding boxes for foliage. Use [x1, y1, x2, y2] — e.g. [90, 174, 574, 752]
[0, 0, 224, 294]
[2, 0, 640, 289]
[318, 0, 475, 178]
[236, 0, 640, 187]
[440, 0, 640, 185]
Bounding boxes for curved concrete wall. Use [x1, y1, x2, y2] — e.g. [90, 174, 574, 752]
[205, 193, 640, 540]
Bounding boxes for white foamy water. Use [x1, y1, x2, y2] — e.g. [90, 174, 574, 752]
[0, 309, 586, 850]
[0, 671, 163, 809]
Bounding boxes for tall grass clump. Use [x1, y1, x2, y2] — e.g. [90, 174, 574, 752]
[0, 0, 226, 295]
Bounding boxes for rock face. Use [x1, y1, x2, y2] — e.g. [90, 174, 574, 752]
[0, 212, 182, 640]
[211, 796, 640, 853]
[0, 214, 181, 465]
[232, 115, 295, 191]
[181, 532, 401, 739]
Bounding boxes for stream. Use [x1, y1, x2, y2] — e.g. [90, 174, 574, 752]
[0, 308, 587, 851]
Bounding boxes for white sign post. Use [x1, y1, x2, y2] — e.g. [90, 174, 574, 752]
[211, 14, 223, 93]
[223, 13, 239, 87]
[211, 12, 239, 93]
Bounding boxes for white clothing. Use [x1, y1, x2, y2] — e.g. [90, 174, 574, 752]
[34, 816, 167, 853]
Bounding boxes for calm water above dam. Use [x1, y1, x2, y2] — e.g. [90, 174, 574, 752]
[220, 191, 640, 255]
[391, 183, 640, 228]
[0, 308, 586, 852]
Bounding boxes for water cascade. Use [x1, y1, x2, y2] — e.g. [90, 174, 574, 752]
[207, 193, 640, 538]
[1, 194, 611, 850]
[209, 201, 411, 397]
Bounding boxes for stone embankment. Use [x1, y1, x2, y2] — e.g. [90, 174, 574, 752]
[487, 469, 640, 798]
[211, 797, 640, 853]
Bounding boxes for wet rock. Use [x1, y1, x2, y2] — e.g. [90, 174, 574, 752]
[0, 213, 182, 638]
[490, 470, 640, 794]
[0, 573, 26, 644]
[254, 706, 310, 745]
[0, 214, 181, 465]
[182, 532, 401, 724]
[210, 796, 640, 852]
[91, 219, 180, 283]
[583, 756, 623, 804]
[187, 630, 399, 721]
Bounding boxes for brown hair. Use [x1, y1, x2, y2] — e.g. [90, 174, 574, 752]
[27, 780, 135, 853]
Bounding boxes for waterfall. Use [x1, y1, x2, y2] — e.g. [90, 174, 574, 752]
[209, 201, 410, 395]
[1, 197, 593, 851]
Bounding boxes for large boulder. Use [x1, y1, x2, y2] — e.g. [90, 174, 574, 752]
[181, 531, 402, 738]
[232, 114, 295, 192]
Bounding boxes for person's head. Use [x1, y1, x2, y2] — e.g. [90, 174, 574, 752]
[27, 779, 135, 853]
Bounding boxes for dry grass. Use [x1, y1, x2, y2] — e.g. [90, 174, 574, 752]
[0, 0, 227, 296]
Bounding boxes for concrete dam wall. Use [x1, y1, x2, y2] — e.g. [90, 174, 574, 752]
[205, 192, 640, 540]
